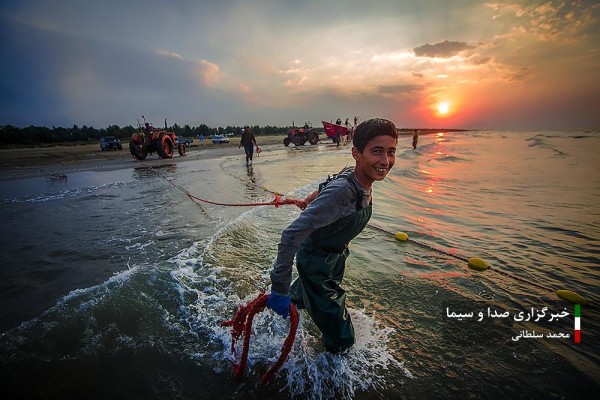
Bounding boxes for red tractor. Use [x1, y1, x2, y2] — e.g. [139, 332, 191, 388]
[283, 123, 319, 146]
[129, 118, 185, 160]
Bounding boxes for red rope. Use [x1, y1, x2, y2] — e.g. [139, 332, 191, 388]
[187, 193, 307, 209]
[221, 291, 299, 383]
[138, 160, 307, 210]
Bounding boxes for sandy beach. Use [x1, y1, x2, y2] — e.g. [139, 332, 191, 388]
[0, 134, 288, 181]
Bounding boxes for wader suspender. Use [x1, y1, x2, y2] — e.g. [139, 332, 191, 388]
[318, 169, 364, 211]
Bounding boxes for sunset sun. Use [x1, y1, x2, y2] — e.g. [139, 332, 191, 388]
[437, 101, 450, 116]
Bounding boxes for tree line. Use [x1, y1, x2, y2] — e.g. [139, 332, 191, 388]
[0, 123, 290, 146]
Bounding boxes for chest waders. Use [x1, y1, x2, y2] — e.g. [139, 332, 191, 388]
[290, 186, 372, 353]
[244, 143, 254, 157]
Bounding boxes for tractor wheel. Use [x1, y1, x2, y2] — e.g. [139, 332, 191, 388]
[156, 134, 174, 159]
[308, 130, 319, 145]
[292, 136, 303, 146]
[283, 137, 291, 146]
[129, 141, 148, 160]
[178, 143, 186, 156]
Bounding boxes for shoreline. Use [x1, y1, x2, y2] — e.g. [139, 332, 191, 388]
[0, 135, 288, 181]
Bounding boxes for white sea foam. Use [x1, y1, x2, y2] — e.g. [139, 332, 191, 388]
[168, 209, 413, 399]
[3, 181, 127, 203]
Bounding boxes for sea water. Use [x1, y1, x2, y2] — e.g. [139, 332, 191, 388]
[0, 130, 598, 399]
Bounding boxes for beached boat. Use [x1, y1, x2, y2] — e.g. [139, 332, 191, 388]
[322, 120, 352, 145]
[322, 121, 349, 138]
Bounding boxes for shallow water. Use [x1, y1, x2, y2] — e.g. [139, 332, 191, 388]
[1, 131, 599, 399]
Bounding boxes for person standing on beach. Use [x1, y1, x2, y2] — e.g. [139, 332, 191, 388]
[342, 118, 350, 145]
[412, 129, 419, 149]
[334, 118, 343, 147]
[239, 126, 258, 166]
[267, 118, 398, 353]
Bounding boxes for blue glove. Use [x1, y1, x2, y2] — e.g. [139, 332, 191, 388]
[267, 291, 291, 319]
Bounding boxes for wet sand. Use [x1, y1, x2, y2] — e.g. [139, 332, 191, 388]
[0, 135, 287, 181]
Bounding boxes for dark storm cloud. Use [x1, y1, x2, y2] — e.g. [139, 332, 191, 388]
[0, 11, 222, 127]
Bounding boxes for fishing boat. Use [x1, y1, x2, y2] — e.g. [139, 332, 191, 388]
[322, 121, 352, 145]
[322, 121, 349, 137]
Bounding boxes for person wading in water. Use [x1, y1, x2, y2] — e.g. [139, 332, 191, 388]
[412, 129, 419, 149]
[267, 118, 398, 353]
[239, 126, 258, 166]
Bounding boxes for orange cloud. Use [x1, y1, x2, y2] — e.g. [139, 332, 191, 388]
[195, 59, 223, 87]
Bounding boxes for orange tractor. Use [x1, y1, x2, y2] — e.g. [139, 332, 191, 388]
[129, 117, 186, 160]
[283, 123, 320, 146]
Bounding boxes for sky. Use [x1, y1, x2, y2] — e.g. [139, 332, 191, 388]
[1, 0, 599, 130]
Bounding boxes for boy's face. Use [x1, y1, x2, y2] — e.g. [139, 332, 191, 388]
[352, 135, 397, 187]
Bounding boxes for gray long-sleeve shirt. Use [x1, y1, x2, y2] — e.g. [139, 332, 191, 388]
[270, 167, 372, 294]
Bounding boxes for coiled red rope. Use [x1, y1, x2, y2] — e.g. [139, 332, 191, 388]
[221, 291, 299, 383]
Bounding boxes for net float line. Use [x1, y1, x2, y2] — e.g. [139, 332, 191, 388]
[368, 223, 587, 305]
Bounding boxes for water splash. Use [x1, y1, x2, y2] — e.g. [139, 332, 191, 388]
[169, 214, 413, 399]
[282, 310, 413, 399]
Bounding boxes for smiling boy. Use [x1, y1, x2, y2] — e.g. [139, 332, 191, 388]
[268, 118, 398, 353]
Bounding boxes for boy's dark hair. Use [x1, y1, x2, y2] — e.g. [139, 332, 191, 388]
[352, 118, 398, 152]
